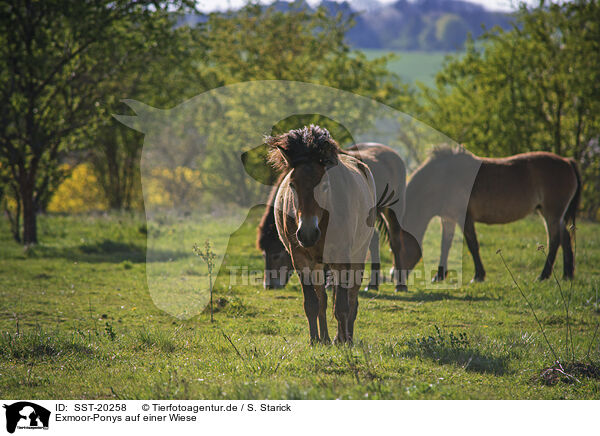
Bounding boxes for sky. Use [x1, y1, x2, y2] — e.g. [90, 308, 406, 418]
[195, 0, 541, 13]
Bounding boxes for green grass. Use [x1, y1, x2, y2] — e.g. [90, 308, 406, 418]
[362, 50, 450, 86]
[0, 210, 599, 399]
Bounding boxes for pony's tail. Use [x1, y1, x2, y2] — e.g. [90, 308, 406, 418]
[565, 158, 582, 227]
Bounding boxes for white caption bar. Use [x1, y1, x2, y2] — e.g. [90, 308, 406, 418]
[0, 400, 597, 435]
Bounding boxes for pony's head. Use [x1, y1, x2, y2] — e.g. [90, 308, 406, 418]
[267, 125, 340, 248]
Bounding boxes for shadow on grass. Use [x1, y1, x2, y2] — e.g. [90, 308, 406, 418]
[25, 239, 187, 263]
[360, 290, 497, 303]
[0, 329, 96, 361]
[402, 328, 509, 376]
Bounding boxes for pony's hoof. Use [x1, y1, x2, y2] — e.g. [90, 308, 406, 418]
[432, 267, 447, 283]
[321, 336, 331, 345]
[470, 276, 485, 283]
[333, 335, 350, 345]
[364, 285, 378, 292]
[537, 274, 550, 282]
[395, 284, 408, 292]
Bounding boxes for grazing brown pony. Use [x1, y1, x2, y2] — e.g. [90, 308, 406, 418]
[400, 147, 581, 283]
[258, 143, 407, 292]
[269, 125, 377, 343]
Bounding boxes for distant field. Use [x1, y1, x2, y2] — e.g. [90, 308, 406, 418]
[1, 211, 599, 399]
[362, 50, 452, 86]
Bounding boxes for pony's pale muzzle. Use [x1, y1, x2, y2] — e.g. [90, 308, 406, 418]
[263, 250, 292, 289]
[263, 270, 291, 289]
[296, 216, 320, 247]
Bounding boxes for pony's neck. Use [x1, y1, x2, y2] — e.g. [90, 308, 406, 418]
[403, 178, 441, 247]
[399, 180, 440, 272]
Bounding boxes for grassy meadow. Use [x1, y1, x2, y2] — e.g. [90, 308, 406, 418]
[0, 210, 599, 400]
[362, 50, 449, 86]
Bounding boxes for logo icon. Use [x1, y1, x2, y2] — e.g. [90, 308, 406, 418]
[3, 402, 50, 434]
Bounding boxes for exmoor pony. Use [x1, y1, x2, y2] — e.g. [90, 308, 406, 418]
[258, 143, 407, 292]
[400, 147, 581, 283]
[268, 125, 377, 343]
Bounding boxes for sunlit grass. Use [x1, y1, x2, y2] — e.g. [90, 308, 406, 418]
[0, 212, 599, 399]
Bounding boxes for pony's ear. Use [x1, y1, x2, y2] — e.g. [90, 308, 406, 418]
[321, 146, 339, 168]
[322, 155, 338, 168]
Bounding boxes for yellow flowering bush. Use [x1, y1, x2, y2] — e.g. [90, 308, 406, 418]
[144, 166, 203, 208]
[47, 164, 108, 213]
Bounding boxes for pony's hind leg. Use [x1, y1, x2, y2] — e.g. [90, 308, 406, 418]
[433, 217, 455, 282]
[333, 265, 363, 344]
[365, 230, 381, 291]
[561, 225, 575, 279]
[333, 285, 350, 344]
[539, 217, 561, 281]
[347, 283, 360, 342]
[463, 215, 485, 282]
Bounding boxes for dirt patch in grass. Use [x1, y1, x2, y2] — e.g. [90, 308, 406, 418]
[539, 361, 600, 385]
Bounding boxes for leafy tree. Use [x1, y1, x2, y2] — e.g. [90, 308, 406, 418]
[89, 19, 217, 211]
[0, 0, 194, 243]
[82, 3, 410, 213]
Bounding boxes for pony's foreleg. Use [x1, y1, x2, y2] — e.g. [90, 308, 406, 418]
[365, 230, 381, 291]
[298, 269, 320, 344]
[463, 215, 485, 282]
[333, 284, 349, 344]
[433, 218, 455, 282]
[539, 217, 561, 281]
[315, 283, 330, 344]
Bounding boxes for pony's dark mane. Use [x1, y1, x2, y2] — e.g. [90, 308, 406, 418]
[409, 145, 472, 179]
[408, 145, 472, 196]
[428, 144, 470, 163]
[257, 171, 288, 250]
[266, 125, 341, 171]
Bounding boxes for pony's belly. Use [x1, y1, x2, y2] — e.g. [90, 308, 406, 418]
[469, 184, 539, 224]
[472, 206, 535, 224]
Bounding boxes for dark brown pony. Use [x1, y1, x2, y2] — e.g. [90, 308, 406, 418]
[401, 147, 581, 283]
[268, 125, 377, 343]
[258, 143, 407, 292]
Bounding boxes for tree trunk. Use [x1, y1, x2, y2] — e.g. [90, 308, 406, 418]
[4, 183, 22, 243]
[21, 184, 38, 245]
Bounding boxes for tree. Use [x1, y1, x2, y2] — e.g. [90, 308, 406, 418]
[89, 18, 216, 211]
[0, 0, 194, 243]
